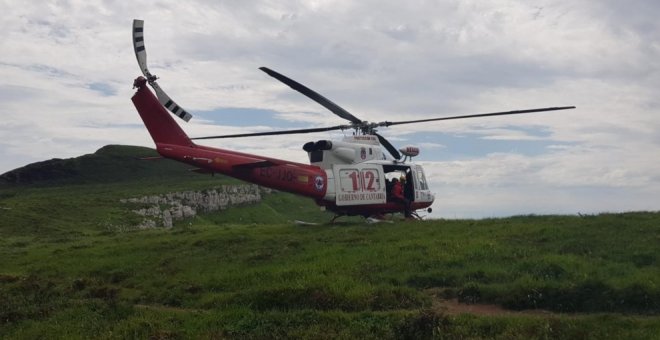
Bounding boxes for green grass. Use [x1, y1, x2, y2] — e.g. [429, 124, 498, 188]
[1, 145, 660, 338]
[2, 208, 660, 338]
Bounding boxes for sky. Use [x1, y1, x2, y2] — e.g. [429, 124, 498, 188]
[1, 0, 659, 218]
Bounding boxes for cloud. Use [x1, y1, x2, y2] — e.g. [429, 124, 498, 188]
[417, 143, 446, 150]
[420, 143, 660, 218]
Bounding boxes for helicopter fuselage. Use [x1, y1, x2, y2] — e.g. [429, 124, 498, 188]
[132, 78, 433, 218]
[303, 135, 434, 216]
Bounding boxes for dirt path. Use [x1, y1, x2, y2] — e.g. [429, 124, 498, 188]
[425, 288, 567, 317]
[433, 298, 559, 317]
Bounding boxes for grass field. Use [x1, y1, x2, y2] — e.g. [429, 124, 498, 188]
[1, 146, 659, 339]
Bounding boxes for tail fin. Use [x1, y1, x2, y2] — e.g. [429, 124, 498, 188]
[131, 77, 193, 147]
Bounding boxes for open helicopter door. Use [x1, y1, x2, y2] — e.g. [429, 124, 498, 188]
[333, 164, 387, 206]
[411, 164, 434, 204]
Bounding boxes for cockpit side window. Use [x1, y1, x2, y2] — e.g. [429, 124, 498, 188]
[415, 167, 428, 190]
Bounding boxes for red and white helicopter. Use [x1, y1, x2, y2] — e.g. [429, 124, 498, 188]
[130, 20, 574, 220]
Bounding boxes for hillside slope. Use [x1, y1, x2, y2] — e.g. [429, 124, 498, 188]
[0, 145, 200, 186]
[0, 145, 334, 236]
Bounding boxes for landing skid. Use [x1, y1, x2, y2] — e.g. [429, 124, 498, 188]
[327, 211, 425, 224]
[330, 214, 343, 224]
[366, 217, 394, 224]
[293, 220, 320, 226]
[329, 214, 394, 224]
[410, 211, 424, 220]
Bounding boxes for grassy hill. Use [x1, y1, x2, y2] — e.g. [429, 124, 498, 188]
[1, 146, 659, 339]
[0, 145, 215, 186]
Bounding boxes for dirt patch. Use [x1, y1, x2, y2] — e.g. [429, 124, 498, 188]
[134, 304, 207, 314]
[425, 288, 563, 317]
[434, 298, 558, 317]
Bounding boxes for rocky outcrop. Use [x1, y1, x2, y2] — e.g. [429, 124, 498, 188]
[121, 185, 272, 228]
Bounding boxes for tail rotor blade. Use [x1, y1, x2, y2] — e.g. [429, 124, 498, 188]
[150, 82, 193, 122]
[132, 19, 152, 79]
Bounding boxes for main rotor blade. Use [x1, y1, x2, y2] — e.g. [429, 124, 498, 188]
[374, 132, 401, 160]
[382, 106, 575, 127]
[191, 124, 349, 140]
[259, 67, 363, 124]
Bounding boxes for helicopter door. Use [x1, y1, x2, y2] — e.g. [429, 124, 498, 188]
[333, 164, 387, 206]
[412, 164, 434, 203]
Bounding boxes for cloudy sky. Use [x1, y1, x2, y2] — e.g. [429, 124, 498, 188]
[1, 0, 659, 218]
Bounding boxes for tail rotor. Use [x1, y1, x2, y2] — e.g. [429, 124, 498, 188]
[132, 19, 192, 122]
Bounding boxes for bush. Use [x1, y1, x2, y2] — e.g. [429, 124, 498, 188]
[394, 308, 444, 340]
[223, 285, 427, 312]
[457, 282, 482, 304]
[0, 275, 63, 323]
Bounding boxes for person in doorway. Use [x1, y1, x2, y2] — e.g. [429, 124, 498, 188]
[391, 177, 412, 218]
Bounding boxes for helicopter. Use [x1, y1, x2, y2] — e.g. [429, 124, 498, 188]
[130, 19, 575, 220]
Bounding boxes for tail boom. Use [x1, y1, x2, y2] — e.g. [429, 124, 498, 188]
[131, 77, 192, 147]
[131, 77, 327, 199]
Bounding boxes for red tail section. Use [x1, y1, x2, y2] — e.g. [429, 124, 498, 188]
[130, 76, 329, 201]
[131, 77, 193, 147]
